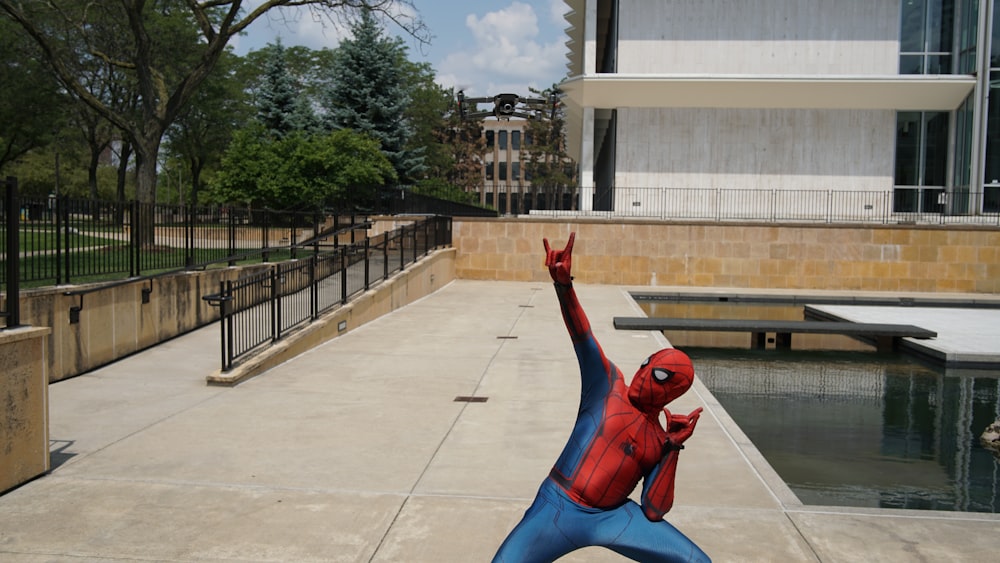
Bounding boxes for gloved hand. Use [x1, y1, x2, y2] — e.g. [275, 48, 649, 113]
[543, 232, 576, 285]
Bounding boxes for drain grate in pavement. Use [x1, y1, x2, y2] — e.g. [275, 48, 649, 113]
[454, 396, 488, 403]
[496, 335, 518, 339]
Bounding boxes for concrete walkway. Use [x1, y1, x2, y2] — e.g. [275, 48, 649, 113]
[1, 280, 997, 562]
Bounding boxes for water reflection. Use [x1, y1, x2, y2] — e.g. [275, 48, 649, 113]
[693, 350, 1000, 513]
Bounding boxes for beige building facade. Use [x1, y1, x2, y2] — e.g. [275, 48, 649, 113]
[560, 0, 998, 221]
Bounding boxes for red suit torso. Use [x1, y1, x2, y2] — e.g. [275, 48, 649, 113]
[554, 375, 667, 508]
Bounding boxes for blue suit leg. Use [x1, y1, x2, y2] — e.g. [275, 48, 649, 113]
[493, 482, 579, 563]
[590, 500, 710, 563]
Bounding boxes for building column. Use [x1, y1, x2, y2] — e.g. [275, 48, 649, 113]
[579, 107, 595, 211]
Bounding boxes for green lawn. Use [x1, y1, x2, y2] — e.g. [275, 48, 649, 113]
[0, 227, 125, 252]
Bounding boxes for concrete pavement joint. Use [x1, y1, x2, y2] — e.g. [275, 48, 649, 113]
[367, 284, 543, 562]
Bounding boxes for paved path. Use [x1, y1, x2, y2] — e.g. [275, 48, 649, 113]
[1, 280, 997, 562]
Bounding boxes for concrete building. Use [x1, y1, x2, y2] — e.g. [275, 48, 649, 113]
[480, 119, 576, 214]
[482, 120, 529, 187]
[560, 0, 1000, 221]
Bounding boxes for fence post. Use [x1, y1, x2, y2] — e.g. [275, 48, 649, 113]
[228, 208, 237, 266]
[383, 231, 389, 280]
[364, 237, 370, 291]
[271, 265, 280, 341]
[261, 209, 270, 263]
[184, 204, 193, 268]
[411, 225, 417, 264]
[129, 199, 143, 276]
[399, 229, 406, 272]
[53, 194, 64, 284]
[220, 280, 231, 372]
[310, 255, 318, 321]
[3, 177, 21, 328]
[340, 246, 348, 304]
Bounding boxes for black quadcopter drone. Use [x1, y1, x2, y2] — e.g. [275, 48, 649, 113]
[457, 91, 558, 120]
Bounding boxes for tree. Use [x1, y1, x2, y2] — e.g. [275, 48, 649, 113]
[324, 9, 424, 183]
[401, 60, 451, 176]
[211, 122, 395, 210]
[413, 90, 486, 204]
[241, 42, 336, 129]
[0, 16, 69, 173]
[166, 50, 250, 206]
[255, 40, 317, 138]
[522, 86, 577, 211]
[0, 0, 427, 243]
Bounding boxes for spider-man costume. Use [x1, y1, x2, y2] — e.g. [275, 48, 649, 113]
[493, 233, 710, 563]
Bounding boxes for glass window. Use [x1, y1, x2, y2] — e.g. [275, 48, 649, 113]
[499, 161, 507, 181]
[926, 0, 954, 54]
[983, 77, 1000, 184]
[512, 131, 521, 150]
[959, 0, 979, 72]
[498, 130, 508, 150]
[524, 132, 533, 146]
[486, 161, 495, 180]
[893, 110, 950, 212]
[899, 55, 924, 74]
[924, 112, 949, 186]
[899, 0, 957, 74]
[512, 161, 520, 181]
[900, 0, 927, 54]
[485, 130, 495, 148]
[895, 112, 921, 186]
[993, 0, 1000, 67]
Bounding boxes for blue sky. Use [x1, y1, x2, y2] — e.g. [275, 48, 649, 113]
[231, 1, 570, 97]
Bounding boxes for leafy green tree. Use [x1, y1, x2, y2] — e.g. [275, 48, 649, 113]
[166, 50, 250, 205]
[211, 122, 395, 210]
[401, 61, 451, 181]
[0, 16, 69, 173]
[324, 9, 423, 183]
[412, 90, 486, 205]
[523, 86, 577, 210]
[0, 0, 427, 243]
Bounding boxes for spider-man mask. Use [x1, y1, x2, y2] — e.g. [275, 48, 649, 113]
[627, 348, 695, 415]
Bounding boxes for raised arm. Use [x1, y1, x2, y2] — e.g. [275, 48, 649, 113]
[544, 233, 590, 341]
[543, 233, 616, 391]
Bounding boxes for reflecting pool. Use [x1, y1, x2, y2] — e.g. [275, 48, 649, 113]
[635, 298, 1000, 513]
[691, 350, 1000, 513]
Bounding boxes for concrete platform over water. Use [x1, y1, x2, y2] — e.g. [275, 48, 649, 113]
[1, 280, 997, 562]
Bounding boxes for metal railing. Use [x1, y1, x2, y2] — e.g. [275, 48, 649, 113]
[1, 177, 21, 328]
[508, 185, 1000, 225]
[6, 193, 370, 286]
[204, 215, 451, 372]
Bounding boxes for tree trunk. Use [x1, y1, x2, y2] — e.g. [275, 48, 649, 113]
[133, 134, 162, 247]
[189, 156, 203, 207]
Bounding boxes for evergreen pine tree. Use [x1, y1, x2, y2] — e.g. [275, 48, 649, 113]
[256, 40, 316, 138]
[324, 10, 424, 183]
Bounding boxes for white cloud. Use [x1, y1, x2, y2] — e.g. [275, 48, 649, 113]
[436, 2, 566, 97]
[549, 0, 569, 27]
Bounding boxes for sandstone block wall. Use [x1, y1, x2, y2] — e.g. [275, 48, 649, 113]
[453, 218, 1000, 294]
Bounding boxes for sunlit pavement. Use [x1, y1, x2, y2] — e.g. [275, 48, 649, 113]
[1, 280, 997, 562]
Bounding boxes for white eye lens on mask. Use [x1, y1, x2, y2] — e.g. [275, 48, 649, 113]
[652, 368, 674, 382]
[641, 356, 651, 367]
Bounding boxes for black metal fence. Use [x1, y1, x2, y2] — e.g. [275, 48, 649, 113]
[204, 215, 452, 372]
[381, 188, 499, 217]
[1, 177, 20, 328]
[488, 184, 1000, 225]
[5, 193, 371, 287]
